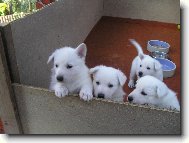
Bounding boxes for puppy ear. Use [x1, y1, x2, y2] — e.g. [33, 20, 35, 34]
[89, 66, 102, 75]
[117, 70, 127, 86]
[47, 52, 55, 64]
[156, 82, 168, 98]
[154, 60, 162, 71]
[75, 43, 87, 59]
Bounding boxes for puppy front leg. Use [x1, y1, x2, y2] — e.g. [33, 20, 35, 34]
[54, 83, 69, 98]
[79, 81, 93, 101]
[128, 59, 137, 88]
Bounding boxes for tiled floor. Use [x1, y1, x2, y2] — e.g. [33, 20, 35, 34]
[85, 16, 180, 102]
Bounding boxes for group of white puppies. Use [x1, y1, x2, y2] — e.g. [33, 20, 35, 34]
[47, 39, 180, 111]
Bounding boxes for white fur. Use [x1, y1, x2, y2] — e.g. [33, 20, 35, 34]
[128, 75, 180, 111]
[90, 65, 127, 102]
[47, 43, 93, 101]
[128, 39, 163, 88]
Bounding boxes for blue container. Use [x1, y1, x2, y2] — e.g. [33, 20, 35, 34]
[155, 58, 176, 78]
[147, 40, 170, 53]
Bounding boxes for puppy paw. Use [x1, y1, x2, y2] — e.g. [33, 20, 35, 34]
[128, 80, 135, 88]
[79, 89, 93, 101]
[54, 86, 69, 98]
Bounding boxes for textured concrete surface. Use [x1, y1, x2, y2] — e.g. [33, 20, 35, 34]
[0, 25, 20, 83]
[0, 33, 22, 134]
[13, 84, 180, 134]
[103, 0, 180, 24]
[7, 0, 103, 88]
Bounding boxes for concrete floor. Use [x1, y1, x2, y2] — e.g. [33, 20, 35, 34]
[85, 16, 180, 102]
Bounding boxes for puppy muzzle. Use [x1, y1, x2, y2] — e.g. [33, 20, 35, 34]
[128, 96, 133, 102]
[56, 76, 64, 82]
[138, 71, 143, 77]
[97, 93, 105, 99]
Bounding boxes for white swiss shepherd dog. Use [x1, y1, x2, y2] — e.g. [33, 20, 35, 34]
[128, 39, 163, 88]
[90, 65, 127, 102]
[127, 75, 180, 111]
[47, 43, 93, 101]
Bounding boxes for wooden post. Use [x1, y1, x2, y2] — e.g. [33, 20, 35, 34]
[0, 32, 23, 134]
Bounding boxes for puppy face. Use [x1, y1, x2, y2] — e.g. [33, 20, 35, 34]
[47, 43, 87, 83]
[90, 66, 126, 100]
[136, 55, 162, 78]
[128, 75, 168, 105]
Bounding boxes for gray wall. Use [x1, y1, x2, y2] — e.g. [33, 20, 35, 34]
[103, 0, 180, 24]
[8, 0, 103, 88]
[13, 84, 180, 134]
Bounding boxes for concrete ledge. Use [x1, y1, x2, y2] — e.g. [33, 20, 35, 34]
[13, 83, 181, 134]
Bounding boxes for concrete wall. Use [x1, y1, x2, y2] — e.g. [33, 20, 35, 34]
[13, 84, 180, 134]
[0, 33, 22, 134]
[103, 0, 180, 24]
[6, 0, 103, 88]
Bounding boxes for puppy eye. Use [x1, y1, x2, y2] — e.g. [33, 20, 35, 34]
[67, 64, 73, 69]
[141, 91, 147, 96]
[96, 81, 100, 85]
[147, 67, 150, 70]
[140, 65, 142, 67]
[55, 64, 59, 68]
[108, 84, 113, 88]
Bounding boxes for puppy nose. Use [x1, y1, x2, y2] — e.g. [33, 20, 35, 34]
[128, 96, 133, 102]
[138, 71, 143, 77]
[56, 76, 63, 82]
[98, 93, 105, 98]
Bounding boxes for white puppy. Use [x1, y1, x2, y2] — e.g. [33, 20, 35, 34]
[90, 65, 127, 102]
[47, 43, 93, 101]
[127, 75, 180, 111]
[128, 39, 163, 88]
